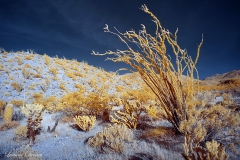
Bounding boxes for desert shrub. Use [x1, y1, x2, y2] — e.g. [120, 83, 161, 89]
[0, 121, 20, 131]
[49, 66, 59, 76]
[3, 104, 13, 122]
[74, 115, 96, 132]
[43, 54, 51, 66]
[0, 64, 3, 71]
[74, 84, 86, 92]
[21, 103, 44, 145]
[66, 71, 76, 80]
[87, 123, 133, 153]
[121, 86, 156, 104]
[22, 65, 32, 79]
[41, 96, 62, 113]
[179, 103, 240, 158]
[15, 56, 23, 65]
[31, 92, 44, 104]
[15, 125, 28, 139]
[39, 79, 50, 92]
[85, 91, 111, 117]
[182, 139, 229, 160]
[25, 53, 34, 60]
[34, 66, 42, 75]
[92, 4, 203, 134]
[145, 103, 164, 120]
[0, 100, 6, 115]
[59, 83, 68, 92]
[110, 100, 145, 129]
[10, 100, 24, 107]
[60, 92, 87, 116]
[11, 82, 23, 93]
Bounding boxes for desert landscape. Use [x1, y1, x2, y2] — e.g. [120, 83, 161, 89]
[0, 50, 239, 160]
[0, 4, 240, 160]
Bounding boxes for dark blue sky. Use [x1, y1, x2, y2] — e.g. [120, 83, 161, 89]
[0, 0, 239, 79]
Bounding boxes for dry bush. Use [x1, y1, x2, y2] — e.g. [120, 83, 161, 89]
[92, 4, 203, 134]
[115, 85, 126, 92]
[121, 86, 156, 104]
[21, 103, 44, 145]
[39, 79, 50, 92]
[74, 115, 96, 132]
[60, 92, 87, 116]
[0, 121, 20, 131]
[15, 125, 28, 140]
[89, 77, 97, 87]
[179, 103, 240, 158]
[22, 65, 32, 79]
[0, 100, 6, 115]
[16, 56, 23, 65]
[110, 100, 145, 129]
[41, 96, 62, 113]
[4, 92, 10, 97]
[74, 84, 86, 92]
[182, 139, 229, 160]
[49, 66, 59, 76]
[25, 53, 34, 60]
[34, 66, 42, 75]
[66, 71, 77, 80]
[3, 104, 13, 122]
[8, 74, 15, 80]
[11, 82, 23, 93]
[87, 123, 133, 153]
[0, 64, 3, 71]
[75, 72, 84, 77]
[85, 91, 111, 117]
[10, 100, 24, 107]
[31, 93, 44, 104]
[59, 83, 68, 92]
[43, 54, 51, 66]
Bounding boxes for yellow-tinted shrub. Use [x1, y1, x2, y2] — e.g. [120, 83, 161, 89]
[11, 82, 23, 93]
[110, 100, 145, 129]
[10, 100, 24, 107]
[25, 53, 34, 60]
[74, 115, 96, 132]
[66, 72, 76, 80]
[15, 125, 27, 139]
[3, 104, 13, 122]
[87, 123, 133, 153]
[60, 92, 86, 116]
[44, 54, 51, 66]
[0, 100, 6, 116]
[0, 121, 20, 131]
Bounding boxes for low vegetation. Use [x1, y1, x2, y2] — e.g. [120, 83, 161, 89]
[0, 4, 239, 160]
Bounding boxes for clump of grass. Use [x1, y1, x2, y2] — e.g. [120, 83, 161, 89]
[0, 121, 20, 131]
[11, 82, 23, 93]
[3, 104, 14, 122]
[15, 125, 28, 140]
[87, 123, 133, 153]
[0, 100, 6, 116]
[10, 100, 24, 107]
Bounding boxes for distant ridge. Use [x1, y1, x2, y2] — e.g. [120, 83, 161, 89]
[204, 70, 240, 80]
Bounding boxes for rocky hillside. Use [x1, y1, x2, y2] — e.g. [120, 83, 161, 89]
[204, 70, 240, 80]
